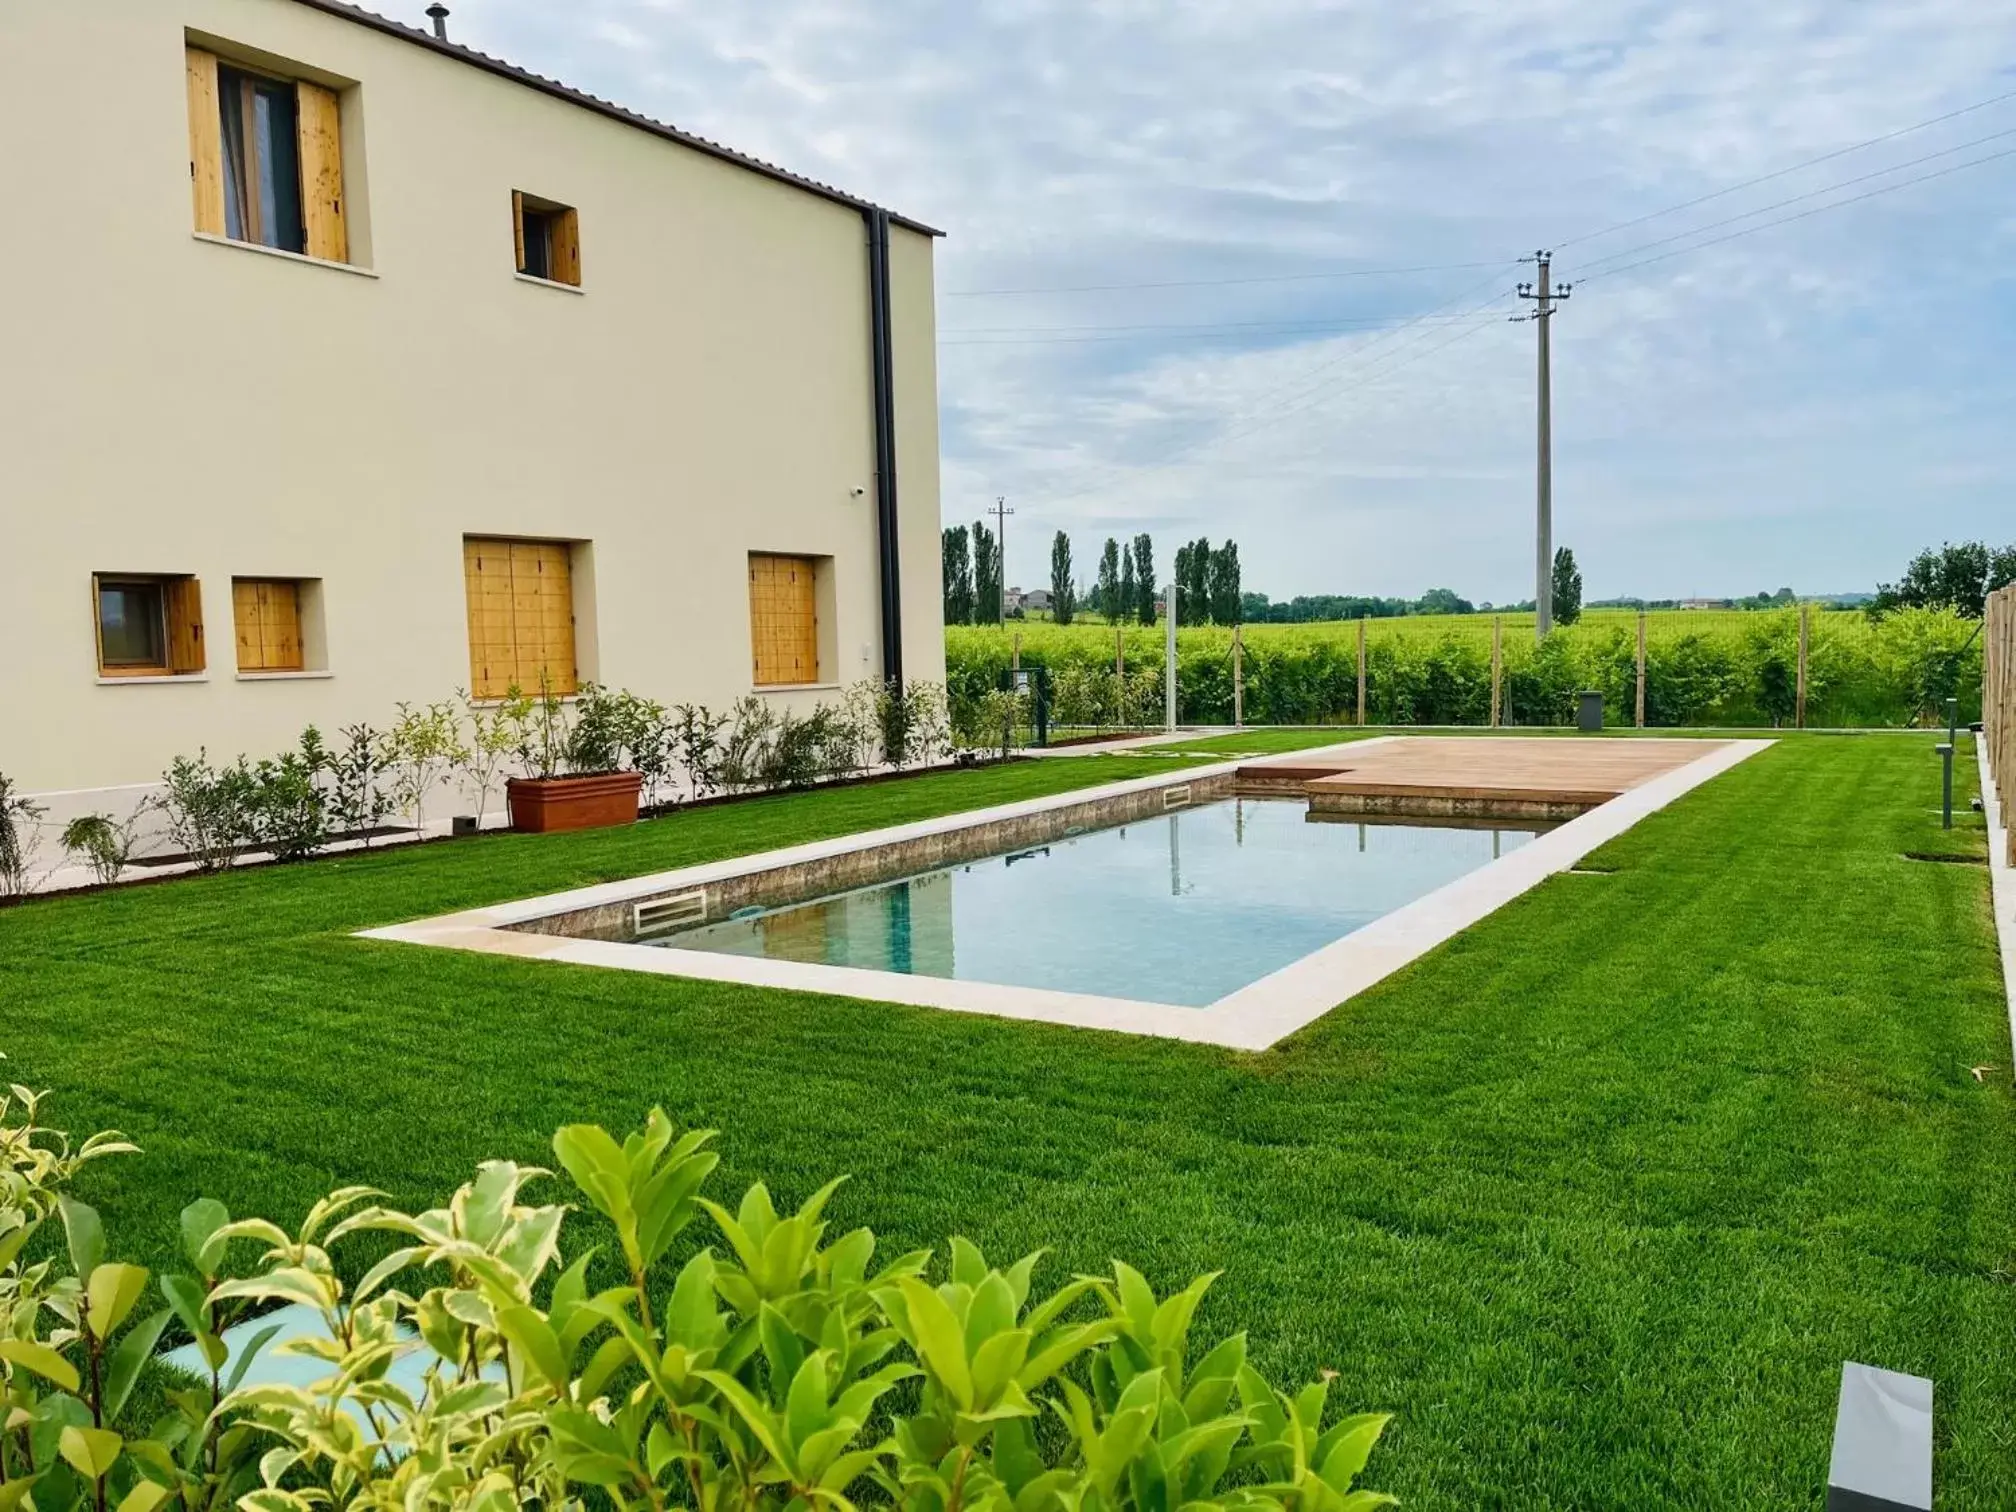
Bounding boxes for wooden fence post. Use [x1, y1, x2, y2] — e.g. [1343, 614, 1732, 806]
[1012, 632, 1021, 674]
[1635, 612, 1647, 728]
[1233, 624, 1245, 728]
[1114, 625, 1126, 730]
[1357, 616, 1368, 727]
[1796, 603, 1810, 730]
[1490, 617, 1503, 728]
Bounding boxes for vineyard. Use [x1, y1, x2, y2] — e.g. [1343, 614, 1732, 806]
[946, 606, 1985, 730]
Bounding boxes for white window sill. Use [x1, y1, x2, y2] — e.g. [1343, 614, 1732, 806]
[754, 682, 840, 694]
[97, 673, 209, 686]
[192, 233, 378, 279]
[515, 272, 585, 295]
[237, 670, 334, 682]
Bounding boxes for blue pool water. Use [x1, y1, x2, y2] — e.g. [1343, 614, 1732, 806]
[653, 797, 1541, 1006]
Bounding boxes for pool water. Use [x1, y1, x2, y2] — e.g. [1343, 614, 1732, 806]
[652, 797, 1541, 1006]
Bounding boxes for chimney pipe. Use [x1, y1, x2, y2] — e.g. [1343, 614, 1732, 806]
[425, 3, 450, 40]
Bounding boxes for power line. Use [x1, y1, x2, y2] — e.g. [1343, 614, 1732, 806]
[940, 313, 1489, 346]
[1030, 295, 1517, 508]
[1555, 82, 2016, 250]
[942, 257, 1506, 298]
[1005, 268, 1517, 505]
[1569, 122, 2016, 277]
[1576, 142, 2016, 284]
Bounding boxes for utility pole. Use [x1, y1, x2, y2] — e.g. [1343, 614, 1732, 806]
[1516, 252, 1571, 643]
[990, 495, 1015, 629]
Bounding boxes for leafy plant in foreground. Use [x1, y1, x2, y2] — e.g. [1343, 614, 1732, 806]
[0, 1072, 1395, 1512]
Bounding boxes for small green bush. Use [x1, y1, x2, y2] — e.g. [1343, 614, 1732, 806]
[0, 1078, 1395, 1512]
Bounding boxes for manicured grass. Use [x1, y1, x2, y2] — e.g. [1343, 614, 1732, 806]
[1159, 725, 1790, 756]
[3, 737, 2011, 1507]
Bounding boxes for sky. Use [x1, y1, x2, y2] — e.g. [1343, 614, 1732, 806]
[431, 0, 2016, 604]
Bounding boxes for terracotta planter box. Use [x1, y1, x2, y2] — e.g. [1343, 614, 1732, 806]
[506, 772, 643, 834]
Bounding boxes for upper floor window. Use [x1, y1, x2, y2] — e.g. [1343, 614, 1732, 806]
[513, 192, 582, 287]
[187, 46, 349, 263]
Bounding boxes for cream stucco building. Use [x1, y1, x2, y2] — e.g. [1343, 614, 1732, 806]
[0, 0, 945, 826]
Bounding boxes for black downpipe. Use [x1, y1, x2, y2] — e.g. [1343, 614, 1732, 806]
[866, 209, 904, 685]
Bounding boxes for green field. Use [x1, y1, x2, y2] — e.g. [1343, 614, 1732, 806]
[3, 732, 2010, 1506]
[949, 606, 1984, 729]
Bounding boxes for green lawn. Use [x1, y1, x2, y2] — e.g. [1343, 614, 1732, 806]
[3, 737, 2010, 1508]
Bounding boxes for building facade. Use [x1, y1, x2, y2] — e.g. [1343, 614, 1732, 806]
[0, 0, 944, 820]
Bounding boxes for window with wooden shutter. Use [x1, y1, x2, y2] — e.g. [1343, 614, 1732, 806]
[94, 574, 205, 678]
[513, 191, 582, 287]
[186, 44, 349, 263]
[463, 538, 578, 700]
[748, 555, 821, 687]
[232, 579, 306, 672]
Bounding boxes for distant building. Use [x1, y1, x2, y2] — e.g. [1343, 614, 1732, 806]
[1678, 598, 1730, 610]
[1022, 589, 1052, 613]
[1004, 586, 1026, 613]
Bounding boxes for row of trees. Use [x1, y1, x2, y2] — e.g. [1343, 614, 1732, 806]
[946, 528, 1245, 628]
[940, 520, 1002, 626]
[1871, 539, 2016, 620]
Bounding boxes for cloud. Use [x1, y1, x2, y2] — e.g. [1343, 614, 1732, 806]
[440, 0, 2016, 600]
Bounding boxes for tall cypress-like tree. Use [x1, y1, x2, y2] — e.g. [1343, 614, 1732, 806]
[1209, 540, 1242, 625]
[940, 525, 974, 626]
[1133, 534, 1157, 625]
[1095, 538, 1122, 621]
[1049, 531, 1075, 625]
[1171, 542, 1193, 625]
[973, 519, 1002, 625]
[1551, 547, 1583, 627]
[1119, 542, 1138, 626]
[1181, 537, 1211, 624]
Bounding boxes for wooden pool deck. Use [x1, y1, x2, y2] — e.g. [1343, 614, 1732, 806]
[1240, 736, 1734, 819]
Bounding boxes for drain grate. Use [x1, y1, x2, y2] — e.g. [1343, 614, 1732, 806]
[633, 889, 707, 935]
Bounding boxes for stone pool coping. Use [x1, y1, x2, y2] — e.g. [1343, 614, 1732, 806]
[360, 737, 1771, 1051]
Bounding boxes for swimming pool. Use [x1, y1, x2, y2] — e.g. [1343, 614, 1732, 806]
[647, 798, 1541, 1006]
[365, 739, 1768, 1048]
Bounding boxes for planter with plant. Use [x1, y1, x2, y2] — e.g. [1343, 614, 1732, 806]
[502, 681, 648, 834]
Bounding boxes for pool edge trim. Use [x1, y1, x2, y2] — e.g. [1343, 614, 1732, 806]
[360, 737, 1771, 1051]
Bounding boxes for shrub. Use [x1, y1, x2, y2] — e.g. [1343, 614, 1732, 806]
[326, 723, 395, 842]
[59, 812, 139, 887]
[674, 703, 731, 801]
[0, 772, 47, 897]
[146, 751, 256, 872]
[0, 1080, 1395, 1512]
[382, 700, 470, 834]
[720, 696, 781, 793]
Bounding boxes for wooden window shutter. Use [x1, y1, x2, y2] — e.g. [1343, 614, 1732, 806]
[512, 191, 526, 272]
[464, 539, 575, 698]
[186, 48, 226, 236]
[295, 81, 347, 262]
[749, 555, 819, 687]
[464, 538, 513, 700]
[551, 207, 582, 286]
[234, 580, 304, 672]
[164, 578, 206, 675]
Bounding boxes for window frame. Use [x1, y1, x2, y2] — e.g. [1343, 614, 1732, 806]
[187, 43, 350, 265]
[94, 574, 206, 680]
[512, 191, 582, 288]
